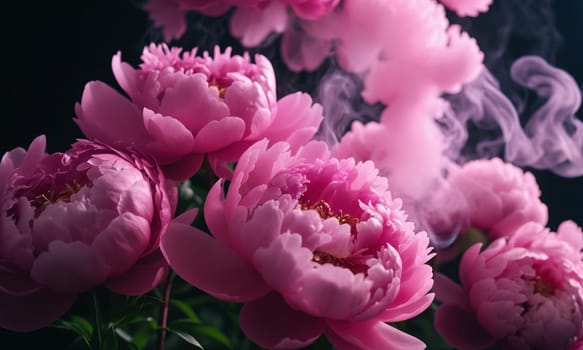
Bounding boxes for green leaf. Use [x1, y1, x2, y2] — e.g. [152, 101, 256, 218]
[52, 316, 94, 347]
[130, 327, 152, 350]
[169, 319, 231, 348]
[114, 328, 133, 343]
[166, 327, 204, 349]
[101, 328, 119, 350]
[171, 299, 202, 323]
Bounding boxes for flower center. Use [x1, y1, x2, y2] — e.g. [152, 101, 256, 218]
[208, 81, 227, 98]
[300, 199, 368, 274]
[299, 199, 360, 233]
[32, 180, 83, 216]
[312, 250, 369, 274]
[534, 276, 555, 297]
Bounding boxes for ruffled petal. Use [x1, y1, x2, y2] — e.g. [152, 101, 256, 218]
[230, 3, 288, 47]
[380, 293, 435, 322]
[31, 241, 111, 293]
[261, 92, 323, 151]
[239, 292, 325, 349]
[434, 304, 495, 350]
[0, 288, 76, 332]
[142, 108, 195, 164]
[160, 222, 270, 302]
[433, 272, 468, 307]
[281, 27, 332, 72]
[74, 81, 149, 145]
[105, 250, 167, 295]
[327, 319, 426, 350]
[161, 153, 204, 182]
[191, 117, 246, 153]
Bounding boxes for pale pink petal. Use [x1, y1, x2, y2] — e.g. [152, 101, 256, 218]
[160, 222, 270, 302]
[105, 250, 167, 295]
[142, 0, 187, 41]
[171, 208, 199, 226]
[157, 73, 230, 132]
[74, 81, 149, 145]
[142, 108, 195, 163]
[230, 3, 288, 47]
[253, 232, 313, 294]
[439, 0, 493, 17]
[296, 264, 371, 319]
[262, 92, 323, 151]
[280, 27, 332, 72]
[92, 213, 151, 276]
[327, 319, 426, 350]
[111, 52, 140, 101]
[433, 272, 468, 307]
[30, 241, 111, 293]
[0, 264, 39, 295]
[0, 289, 76, 332]
[239, 292, 325, 349]
[203, 180, 231, 244]
[380, 293, 435, 322]
[161, 153, 204, 182]
[434, 304, 495, 350]
[191, 117, 246, 153]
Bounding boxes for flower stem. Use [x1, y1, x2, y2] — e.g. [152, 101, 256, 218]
[92, 291, 102, 349]
[157, 270, 175, 350]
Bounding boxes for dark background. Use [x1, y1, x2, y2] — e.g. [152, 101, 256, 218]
[0, 0, 582, 347]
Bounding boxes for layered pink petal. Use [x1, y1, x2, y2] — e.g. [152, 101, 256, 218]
[263, 92, 323, 151]
[281, 27, 332, 72]
[327, 320, 426, 350]
[142, 108, 195, 163]
[161, 153, 204, 182]
[74, 81, 149, 145]
[161, 222, 270, 302]
[191, 117, 246, 152]
[239, 292, 325, 349]
[230, 3, 288, 47]
[92, 213, 151, 276]
[142, 0, 187, 41]
[105, 250, 167, 295]
[30, 241, 111, 293]
[434, 304, 495, 350]
[0, 289, 76, 332]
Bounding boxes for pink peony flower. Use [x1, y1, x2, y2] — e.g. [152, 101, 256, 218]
[161, 139, 435, 349]
[143, 0, 339, 47]
[75, 44, 323, 180]
[438, 0, 493, 17]
[0, 136, 175, 332]
[445, 157, 548, 240]
[434, 220, 583, 350]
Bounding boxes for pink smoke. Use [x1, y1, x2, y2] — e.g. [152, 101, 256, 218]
[442, 56, 583, 177]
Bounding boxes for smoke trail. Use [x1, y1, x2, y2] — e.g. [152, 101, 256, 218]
[315, 63, 384, 146]
[510, 56, 583, 177]
[442, 56, 583, 177]
[449, 0, 562, 95]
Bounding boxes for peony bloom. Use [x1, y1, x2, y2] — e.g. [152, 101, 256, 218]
[0, 136, 175, 332]
[75, 44, 323, 180]
[143, 0, 339, 43]
[434, 221, 583, 350]
[438, 0, 493, 17]
[161, 139, 435, 349]
[444, 157, 548, 240]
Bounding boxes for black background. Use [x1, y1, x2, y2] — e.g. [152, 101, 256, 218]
[1, 0, 583, 346]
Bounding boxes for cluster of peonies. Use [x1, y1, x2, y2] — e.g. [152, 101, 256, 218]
[3, 0, 583, 349]
[1, 42, 436, 349]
